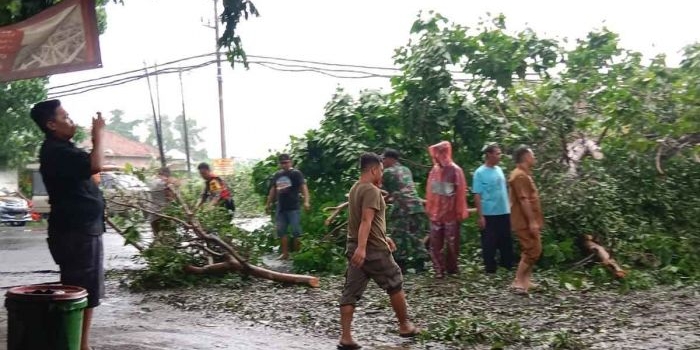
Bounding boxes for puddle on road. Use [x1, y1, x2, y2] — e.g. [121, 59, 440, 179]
[232, 217, 270, 232]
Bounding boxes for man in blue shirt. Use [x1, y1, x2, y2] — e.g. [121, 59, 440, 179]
[472, 144, 515, 274]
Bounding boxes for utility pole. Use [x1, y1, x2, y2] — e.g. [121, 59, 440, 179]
[213, 0, 227, 159]
[154, 61, 162, 124]
[178, 69, 192, 173]
[143, 63, 167, 168]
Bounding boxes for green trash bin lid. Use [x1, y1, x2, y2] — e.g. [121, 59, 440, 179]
[5, 285, 88, 302]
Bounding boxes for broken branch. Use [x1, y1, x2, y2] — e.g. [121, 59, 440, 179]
[185, 254, 320, 288]
[582, 235, 626, 279]
[106, 217, 145, 252]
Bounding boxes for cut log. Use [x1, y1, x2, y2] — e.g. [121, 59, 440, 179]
[186, 254, 320, 288]
[582, 235, 626, 279]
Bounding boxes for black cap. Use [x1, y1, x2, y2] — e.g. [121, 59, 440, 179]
[278, 154, 291, 162]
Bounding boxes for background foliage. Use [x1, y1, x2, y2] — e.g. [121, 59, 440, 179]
[253, 12, 700, 281]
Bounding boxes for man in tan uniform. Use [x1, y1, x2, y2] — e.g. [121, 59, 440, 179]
[508, 146, 544, 294]
[338, 152, 419, 350]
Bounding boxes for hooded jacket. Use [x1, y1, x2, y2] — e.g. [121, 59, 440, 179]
[425, 141, 469, 223]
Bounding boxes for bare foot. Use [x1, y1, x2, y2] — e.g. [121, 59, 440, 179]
[277, 254, 289, 260]
[509, 284, 528, 295]
[338, 337, 361, 349]
[399, 322, 420, 337]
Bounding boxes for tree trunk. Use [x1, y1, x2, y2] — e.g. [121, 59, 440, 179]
[185, 255, 320, 288]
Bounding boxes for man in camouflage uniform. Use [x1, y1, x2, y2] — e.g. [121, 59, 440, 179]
[382, 148, 429, 272]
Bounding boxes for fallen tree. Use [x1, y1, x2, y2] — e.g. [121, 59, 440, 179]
[107, 184, 320, 288]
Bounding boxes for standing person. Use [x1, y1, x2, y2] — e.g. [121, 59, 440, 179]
[148, 167, 177, 240]
[472, 143, 515, 274]
[381, 148, 428, 273]
[425, 141, 469, 279]
[265, 154, 310, 260]
[196, 162, 235, 218]
[508, 146, 544, 294]
[31, 100, 106, 350]
[338, 153, 419, 350]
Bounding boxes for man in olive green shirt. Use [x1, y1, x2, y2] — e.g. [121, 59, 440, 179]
[338, 153, 419, 350]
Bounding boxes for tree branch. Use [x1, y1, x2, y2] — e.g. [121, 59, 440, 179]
[105, 217, 145, 252]
[399, 157, 432, 169]
[107, 198, 194, 229]
[655, 144, 665, 175]
[188, 243, 225, 257]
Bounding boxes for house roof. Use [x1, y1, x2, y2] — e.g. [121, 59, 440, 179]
[79, 130, 158, 159]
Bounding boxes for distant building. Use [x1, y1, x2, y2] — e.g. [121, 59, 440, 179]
[79, 130, 158, 168]
[164, 149, 198, 172]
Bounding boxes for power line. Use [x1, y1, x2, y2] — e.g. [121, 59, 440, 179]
[48, 52, 404, 94]
[48, 52, 217, 90]
[254, 62, 394, 79]
[47, 52, 544, 99]
[47, 58, 397, 98]
[247, 54, 403, 72]
[48, 60, 219, 98]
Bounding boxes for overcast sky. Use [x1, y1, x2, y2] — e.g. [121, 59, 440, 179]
[47, 0, 700, 160]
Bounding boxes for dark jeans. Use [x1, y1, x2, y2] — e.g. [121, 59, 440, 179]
[276, 209, 302, 238]
[480, 214, 515, 273]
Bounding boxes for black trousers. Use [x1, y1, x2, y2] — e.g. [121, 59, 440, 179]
[47, 233, 104, 308]
[480, 214, 515, 273]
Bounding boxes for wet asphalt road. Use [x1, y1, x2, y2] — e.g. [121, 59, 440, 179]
[0, 225, 337, 350]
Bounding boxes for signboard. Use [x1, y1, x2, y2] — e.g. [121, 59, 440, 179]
[212, 158, 235, 176]
[0, 0, 101, 82]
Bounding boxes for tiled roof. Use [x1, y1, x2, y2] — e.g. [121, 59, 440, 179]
[79, 130, 158, 158]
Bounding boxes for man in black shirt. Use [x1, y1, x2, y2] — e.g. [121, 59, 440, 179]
[31, 100, 105, 350]
[265, 154, 310, 260]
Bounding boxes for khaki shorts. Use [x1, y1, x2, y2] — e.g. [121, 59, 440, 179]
[515, 229, 542, 265]
[339, 245, 404, 306]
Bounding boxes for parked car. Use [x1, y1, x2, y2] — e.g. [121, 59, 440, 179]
[29, 166, 152, 218]
[30, 169, 50, 218]
[0, 189, 33, 226]
[99, 171, 152, 215]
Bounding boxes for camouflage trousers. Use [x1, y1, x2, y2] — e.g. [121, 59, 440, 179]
[388, 212, 429, 272]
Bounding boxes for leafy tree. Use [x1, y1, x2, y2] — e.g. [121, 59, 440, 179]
[173, 114, 208, 161]
[0, 79, 47, 167]
[144, 115, 208, 161]
[106, 109, 142, 141]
